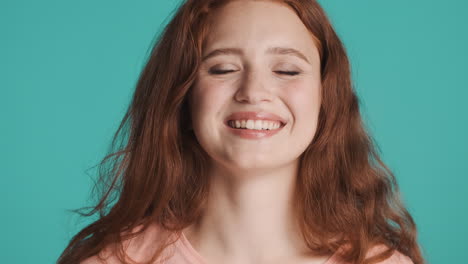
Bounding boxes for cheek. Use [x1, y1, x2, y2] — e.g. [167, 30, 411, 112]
[283, 81, 321, 149]
[282, 80, 321, 120]
[190, 81, 232, 127]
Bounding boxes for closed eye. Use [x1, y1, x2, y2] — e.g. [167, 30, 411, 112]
[209, 69, 236, 75]
[274, 71, 300, 76]
[209, 70, 300, 76]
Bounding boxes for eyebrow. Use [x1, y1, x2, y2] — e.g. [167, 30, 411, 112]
[201, 46, 310, 64]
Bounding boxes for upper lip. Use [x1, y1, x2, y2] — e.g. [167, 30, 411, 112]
[224, 111, 287, 125]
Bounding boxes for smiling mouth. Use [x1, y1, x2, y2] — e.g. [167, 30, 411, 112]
[227, 120, 285, 130]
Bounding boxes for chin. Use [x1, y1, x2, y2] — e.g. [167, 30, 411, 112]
[226, 156, 283, 172]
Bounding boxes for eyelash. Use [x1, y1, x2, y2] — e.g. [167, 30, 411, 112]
[209, 69, 300, 76]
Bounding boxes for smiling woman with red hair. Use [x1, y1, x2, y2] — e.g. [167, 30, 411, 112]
[57, 1, 425, 264]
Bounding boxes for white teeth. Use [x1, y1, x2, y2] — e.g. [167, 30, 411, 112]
[246, 120, 254, 129]
[268, 122, 274, 130]
[254, 120, 262, 130]
[228, 119, 283, 130]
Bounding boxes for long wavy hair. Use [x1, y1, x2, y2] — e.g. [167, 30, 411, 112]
[57, 0, 425, 264]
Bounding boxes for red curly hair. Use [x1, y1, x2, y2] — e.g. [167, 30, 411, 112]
[57, 1, 425, 264]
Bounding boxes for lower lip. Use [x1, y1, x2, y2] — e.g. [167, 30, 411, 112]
[225, 123, 285, 139]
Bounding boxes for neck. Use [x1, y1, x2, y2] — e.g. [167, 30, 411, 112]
[183, 161, 325, 264]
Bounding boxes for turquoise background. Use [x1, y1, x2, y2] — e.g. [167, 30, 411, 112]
[1, 0, 467, 263]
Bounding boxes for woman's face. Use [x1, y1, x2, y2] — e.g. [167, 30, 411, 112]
[189, 0, 322, 172]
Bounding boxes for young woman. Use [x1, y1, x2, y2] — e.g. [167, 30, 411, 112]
[57, 0, 425, 264]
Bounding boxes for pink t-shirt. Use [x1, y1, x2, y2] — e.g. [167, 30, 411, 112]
[81, 223, 414, 264]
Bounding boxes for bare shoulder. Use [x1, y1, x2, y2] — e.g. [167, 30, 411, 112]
[79, 222, 174, 264]
[80, 255, 109, 264]
[377, 250, 414, 264]
[78, 244, 122, 264]
[367, 244, 414, 264]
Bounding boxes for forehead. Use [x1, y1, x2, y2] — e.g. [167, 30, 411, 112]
[203, 0, 320, 61]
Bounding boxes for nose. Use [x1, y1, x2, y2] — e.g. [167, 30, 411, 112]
[234, 70, 274, 104]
